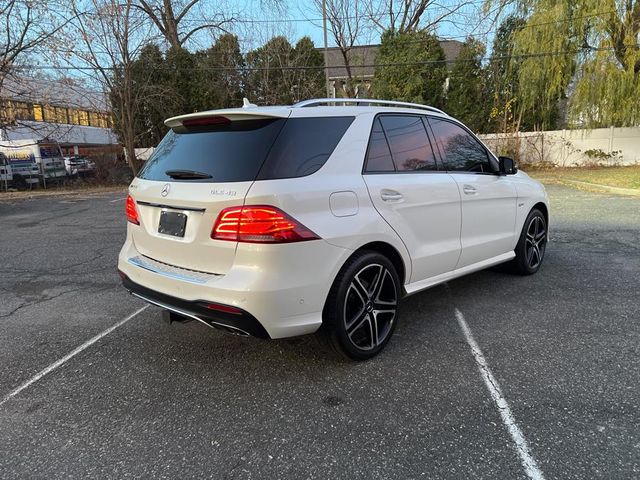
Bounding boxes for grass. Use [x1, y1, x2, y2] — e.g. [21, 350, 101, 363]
[528, 165, 640, 190]
[0, 184, 127, 201]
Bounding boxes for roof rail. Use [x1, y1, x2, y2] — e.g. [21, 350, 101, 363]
[292, 98, 447, 115]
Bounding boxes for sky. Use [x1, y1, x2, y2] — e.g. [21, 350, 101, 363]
[17, 0, 505, 85]
[185, 0, 501, 52]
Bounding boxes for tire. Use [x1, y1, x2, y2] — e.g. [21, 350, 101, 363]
[510, 208, 548, 275]
[323, 251, 401, 361]
[12, 174, 27, 190]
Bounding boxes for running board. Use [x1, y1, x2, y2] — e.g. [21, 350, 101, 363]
[404, 252, 515, 296]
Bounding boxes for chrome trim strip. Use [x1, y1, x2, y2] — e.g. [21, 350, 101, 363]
[130, 292, 250, 337]
[136, 200, 206, 212]
[128, 256, 216, 285]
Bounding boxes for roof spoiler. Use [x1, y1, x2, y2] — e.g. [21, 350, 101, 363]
[165, 107, 290, 129]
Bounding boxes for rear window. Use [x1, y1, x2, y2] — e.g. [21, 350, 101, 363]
[257, 116, 354, 180]
[138, 116, 354, 183]
[138, 119, 287, 183]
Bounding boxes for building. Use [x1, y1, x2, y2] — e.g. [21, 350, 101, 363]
[0, 75, 119, 157]
[324, 40, 463, 97]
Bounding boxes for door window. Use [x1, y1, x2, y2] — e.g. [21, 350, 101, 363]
[428, 118, 494, 173]
[379, 116, 437, 172]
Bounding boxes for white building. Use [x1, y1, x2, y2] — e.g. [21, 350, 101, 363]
[0, 75, 119, 157]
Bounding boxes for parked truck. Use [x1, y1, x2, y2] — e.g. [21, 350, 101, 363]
[0, 140, 67, 188]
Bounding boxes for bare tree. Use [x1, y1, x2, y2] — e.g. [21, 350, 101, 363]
[132, 0, 235, 49]
[0, 0, 70, 129]
[369, 0, 473, 34]
[314, 0, 368, 97]
[69, 0, 152, 174]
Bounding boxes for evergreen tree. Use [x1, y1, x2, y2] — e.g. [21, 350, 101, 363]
[371, 30, 448, 108]
[245, 36, 295, 105]
[164, 46, 199, 115]
[194, 34, 244, 111]
[290, 37, 325, 102]
[131, 44, 170, 147]
[446, 37, 488, 132]
[245, 36, 325, 105]
[486, 16, 531, 132]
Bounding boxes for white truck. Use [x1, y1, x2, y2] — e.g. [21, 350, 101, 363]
[0, 140, 67, 188]
[0, 153, 12, 191]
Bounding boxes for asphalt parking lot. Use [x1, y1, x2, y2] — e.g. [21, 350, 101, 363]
[0, 184, 638, 479]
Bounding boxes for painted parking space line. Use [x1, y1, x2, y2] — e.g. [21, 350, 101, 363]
[455, 308, 545, 480]
[0, 305, 149, 407]
[109, 196, 127, 203]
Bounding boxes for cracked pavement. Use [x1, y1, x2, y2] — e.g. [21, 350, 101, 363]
[0, 186, 638, 479]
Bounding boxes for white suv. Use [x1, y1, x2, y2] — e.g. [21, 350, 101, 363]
[118, 98, 549, 360]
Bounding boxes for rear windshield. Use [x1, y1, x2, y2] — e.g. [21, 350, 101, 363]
[138, 116, 354, 183]
[138, 119, 286, 183]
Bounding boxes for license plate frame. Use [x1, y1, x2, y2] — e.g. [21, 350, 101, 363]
[158, 210, 187, 238]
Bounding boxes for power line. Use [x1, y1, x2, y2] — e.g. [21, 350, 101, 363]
[11, 47, 623, 73]
[73, 0, 489, 25]
[46, 9, 620, 61]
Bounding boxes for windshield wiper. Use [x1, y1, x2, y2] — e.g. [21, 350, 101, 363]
[165, 169, 212, 179]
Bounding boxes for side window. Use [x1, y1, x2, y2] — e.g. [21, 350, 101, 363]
[428, 118, 493, 173]
[364, 118, 395, 172]
[379, 115, 437, 172]
[258, 116, 354, 180]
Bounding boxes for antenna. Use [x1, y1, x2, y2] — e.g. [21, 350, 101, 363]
[242, 98, 257, 108]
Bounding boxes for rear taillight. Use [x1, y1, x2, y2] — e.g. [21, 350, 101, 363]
[212, 205, 319, 243]
[125, 194, 140, 225]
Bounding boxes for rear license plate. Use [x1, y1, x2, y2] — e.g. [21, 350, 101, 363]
[158, 211, 187, 237]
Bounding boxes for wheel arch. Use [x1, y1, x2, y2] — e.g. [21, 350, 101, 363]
[532, 201, 549, 227]
[348, 241, 408, 286]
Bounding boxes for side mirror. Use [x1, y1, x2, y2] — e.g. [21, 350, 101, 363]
[498, 156, 517, 175]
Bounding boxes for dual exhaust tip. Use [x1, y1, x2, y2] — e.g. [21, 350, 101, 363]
[162, 308, 251, 337]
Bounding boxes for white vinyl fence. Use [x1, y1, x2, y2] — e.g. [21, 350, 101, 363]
[480, 127, 640, 167]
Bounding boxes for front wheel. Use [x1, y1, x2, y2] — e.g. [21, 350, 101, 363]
[511, 208, 547, 275]
[323, 251, 400, 360]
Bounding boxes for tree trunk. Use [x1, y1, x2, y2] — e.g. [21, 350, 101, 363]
[163, 0, 181, 49]
[340, 48, 355, 97]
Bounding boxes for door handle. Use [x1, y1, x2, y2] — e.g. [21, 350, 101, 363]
[463, 184, 477, 195]
[380, 189, 404, 202]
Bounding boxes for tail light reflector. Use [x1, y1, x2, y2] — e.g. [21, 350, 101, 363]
[203, 302, 244, 315]
[212, 205, 319, 243]
[125, 194, 140, 225]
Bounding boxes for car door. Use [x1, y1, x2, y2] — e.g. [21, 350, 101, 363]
[426, 116, 517, 268]
[362, 115, 462, 283]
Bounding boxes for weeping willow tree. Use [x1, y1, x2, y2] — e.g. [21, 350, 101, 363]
[490, 0, 640, 128]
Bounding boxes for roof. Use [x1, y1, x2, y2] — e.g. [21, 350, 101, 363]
[0, 75, 109, 111]
[168, 99, 450, 125]
[324, 40, 463, 80]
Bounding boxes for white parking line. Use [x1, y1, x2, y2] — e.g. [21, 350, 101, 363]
[455, 308, 545, 480]
[0, 305, 149, 407]
[109, 196, 127, 203]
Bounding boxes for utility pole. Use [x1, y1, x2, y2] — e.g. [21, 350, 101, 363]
[322, 0, 331, 98]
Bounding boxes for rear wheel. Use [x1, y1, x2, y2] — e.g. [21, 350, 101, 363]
[323, 251, 400, 360]
[511, 208, 547, 275]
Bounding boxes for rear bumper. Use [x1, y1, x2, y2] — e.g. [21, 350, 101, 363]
[117, 235, 352, 339]
[121, 274, 270, 338]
